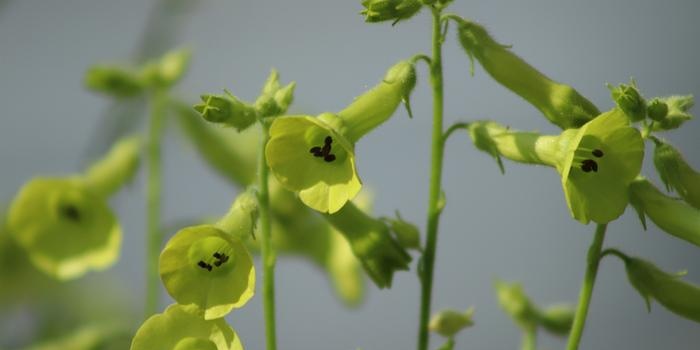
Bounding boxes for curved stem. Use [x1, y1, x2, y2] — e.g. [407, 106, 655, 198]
[566, 223, 608, 350]
[417, 7, 446, 350]
[442, 121, 470, 145]
[145, 88, 166, 318]
[258, 121, 277, 350]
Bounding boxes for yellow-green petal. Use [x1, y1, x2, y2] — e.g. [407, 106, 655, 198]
[130, 304, 243, 350]
[7, 177, 121, 280]
[159, 225, 255, 319]
[266, 115, 361, 214]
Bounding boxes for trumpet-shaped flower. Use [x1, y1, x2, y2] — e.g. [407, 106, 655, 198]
[130, 304, 243, 350]
[159, 224, 255, 320]
[6, 137, 140, 280]
[467, 109, 644, 224]
[628, 177, 700, 248]
[266, 60, 416, 213]
[652, 138, 700, 209]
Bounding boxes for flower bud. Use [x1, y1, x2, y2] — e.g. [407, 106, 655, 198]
[647, 98, 668, 122]
[360, 0, 422, 25]
[130, 304, 243, 350]
[653, 139, 700, 209]
[457, 19, 599, 129]
[84, 65, 144, 98]
[651, 95, 694, 131]
[608, 80, 646, 122]
[194, 91, 258, 131]
[428, 308, 475, 337]
[629, 177, 700, 248]
[323, 201, 411, 288]
[140, 48, 191, 88]
[254, 69, 296, 117]
[535, 304, 574, 335]
[495, 281, 537, 328]
[614, 252, 700, 323]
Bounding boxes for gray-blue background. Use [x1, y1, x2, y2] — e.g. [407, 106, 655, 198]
[1, 0, 699, 349]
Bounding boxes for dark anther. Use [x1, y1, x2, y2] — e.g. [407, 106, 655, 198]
[580, 159, 599, 173]
[214, 260, 222, 267]
[592, 149, 604, 158]
[213, 252, 222, 259]
[212, 252, 229, 267]
[59, 204, 81, 222]
[310, 135, 336, 162]
[197, 261, 213, 272]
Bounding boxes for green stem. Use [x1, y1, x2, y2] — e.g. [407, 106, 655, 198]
[442, 122, 470, 145]
[417, 7, 446, 350]
[521, 326, 537, 350]
[258, 121, 277, 350]
[566, 223, 608, 350]
[145, 88, 166, 318]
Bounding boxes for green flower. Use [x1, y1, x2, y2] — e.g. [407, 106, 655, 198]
[323, 200, 411, 288]
[652, 138, 700, 209]
[159, 225, 255, 319]
[6, 137, 140, 280]
[360, 0, 423, 25]
[456, 18, 599, 129]
[266, 114, 361, 214]
[468, 109, 644, 224]
[194, 91, 258, 131]
[130, 304, 243, 350]
[266, 60, 415, 213]
[628, 177, 700, 248]
[428, 308, 475, 337]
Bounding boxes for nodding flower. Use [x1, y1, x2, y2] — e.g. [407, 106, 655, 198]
[160, 192, 257, 320]
[7, 136, 140, 280]
[360, 0, 423, 25]
[456, 18, 599, 130]
[130, 304, 243, 350]
[266, 60, 416, 214]
[467, 109, 644, 224]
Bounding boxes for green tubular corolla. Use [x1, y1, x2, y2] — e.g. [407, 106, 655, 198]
[456, 19, 599, 129]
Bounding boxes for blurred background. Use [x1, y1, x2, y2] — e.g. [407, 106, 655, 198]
[1, 0, 699, 349]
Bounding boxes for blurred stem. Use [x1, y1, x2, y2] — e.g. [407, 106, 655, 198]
[522, 326, 537, 350]
[145, 88, 166, 318]
[258, 121, 277, 350]
[566, 223, 608, 350]
[417, 7, 446, 350]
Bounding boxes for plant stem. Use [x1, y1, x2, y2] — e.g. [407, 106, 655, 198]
[521, 326, 537, 350]
[566, 223, 608, 350]
[145, 88, 166, 318]
[417, 7, 446, 350]
[258, 121, 277, 350]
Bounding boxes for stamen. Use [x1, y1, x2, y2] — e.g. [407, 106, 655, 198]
[59, 204, 81, 222]
[309, 135, 337, 162]
[592, 149, 604, 158]
[325, 136, 333, 145]
[213, 252, 222, 259]
[580, 159, 599, 173]
[197, 261, 213, 271]
[309, 146, 321, 154]
[324, 154, 336, 162]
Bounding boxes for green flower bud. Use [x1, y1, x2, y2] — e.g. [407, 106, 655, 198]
[130, 304, 243, 350]
[653, 139, 700, 209]
[265, 60, 415, 213]
[612, 251, 700, 323]
[495, 281, 537, 328]
[535, 304, 575, 336]
[194, 91, 258, 131]
[360, 0, 422, 25]
[386, 211, 421, 250]
[608, 80, 646, 122]
[254, 69, 296, 118]
[647, 98, 669, 122]
[5, 137, 139, 280]
[84, 65, 144, 98]
[338, 60, 417, 142]
[467, 109, 644, 224]
[323, 201, 411, 288]
[159, 224, 255, 319]
[428, 307, 475, 337]
[140, 48, 191, 88]
[651, 95, 694, 131]
[628, 177, 700, 248]
[177, 103, 258, 185]
[457, 19, 599, 129]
